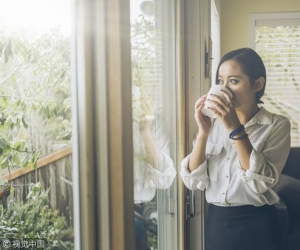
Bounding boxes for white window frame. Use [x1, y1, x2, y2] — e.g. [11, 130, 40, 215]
[249, 12, 300, 147]
[249, 12, 300, 48]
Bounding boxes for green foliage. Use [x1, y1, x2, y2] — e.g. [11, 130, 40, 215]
[131, 15, 156, 97]
[0, 27, 71, 171]
[0, 182, 74, 249]
[146, 230, 157, 250]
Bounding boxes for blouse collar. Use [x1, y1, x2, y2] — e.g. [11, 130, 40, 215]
[245, 106, 272, 127]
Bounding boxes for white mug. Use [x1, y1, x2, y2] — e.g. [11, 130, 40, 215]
[202, 85, 233, 118]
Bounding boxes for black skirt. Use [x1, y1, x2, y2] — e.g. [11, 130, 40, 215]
[205, 204, 286, 250]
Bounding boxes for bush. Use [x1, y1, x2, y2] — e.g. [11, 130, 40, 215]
[0, 182, 74, 249]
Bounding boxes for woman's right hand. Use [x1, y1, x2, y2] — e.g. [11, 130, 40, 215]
[194, 95, 212, 136]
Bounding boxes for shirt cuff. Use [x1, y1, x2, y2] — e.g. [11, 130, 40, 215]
[248, 149, 275, 182]
[242, 170, 275, 184]
[144, 153, 176, 189]
[238, 149, 276, 187]
[180, 154, 208, 190]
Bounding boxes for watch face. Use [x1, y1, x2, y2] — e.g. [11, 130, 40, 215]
[139, 0, 155, 17]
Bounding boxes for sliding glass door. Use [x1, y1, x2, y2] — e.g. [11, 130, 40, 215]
[72, 0, 209, 249]
[0, 0, 210, 249]
[130, 0, 178, 249]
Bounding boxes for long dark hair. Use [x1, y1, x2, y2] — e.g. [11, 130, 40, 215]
[216, 48, 266, 104]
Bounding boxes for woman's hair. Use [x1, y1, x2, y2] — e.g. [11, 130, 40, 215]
[215, 48, 266, 104]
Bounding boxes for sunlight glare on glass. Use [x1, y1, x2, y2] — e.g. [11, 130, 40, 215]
[0, 0, 72, 36]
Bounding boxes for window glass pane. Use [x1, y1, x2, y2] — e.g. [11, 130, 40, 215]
[255, 24, 300, 146]
[130, 0, 177, 249]
[0, 0, 74, 248]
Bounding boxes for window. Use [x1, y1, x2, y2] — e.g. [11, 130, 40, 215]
[0, 0, 73, 248]
[130, 0, 178, 249]
[250, 13, 300, 146]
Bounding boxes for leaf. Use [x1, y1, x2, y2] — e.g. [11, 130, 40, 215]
[0, 137, 10, 149]
[13, 141, 23, 151]
[0, 156, 9, 169]
[22, 116, 29, 128]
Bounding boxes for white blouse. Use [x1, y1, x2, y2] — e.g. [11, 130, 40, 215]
[180, 107, 291, 207]
[133, 118, 176, 204]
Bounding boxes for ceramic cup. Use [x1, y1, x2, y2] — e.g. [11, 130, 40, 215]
[139, 0, 155, 16]
[202, 85, 233, 118]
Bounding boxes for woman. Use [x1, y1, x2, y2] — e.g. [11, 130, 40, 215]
[180, 48, 291, 250]
[132, 85, 176, 204]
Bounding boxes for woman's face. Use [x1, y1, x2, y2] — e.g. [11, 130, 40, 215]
[217, 59, 257, 109]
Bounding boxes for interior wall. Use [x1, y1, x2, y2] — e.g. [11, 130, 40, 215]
[220, 0, 300, 55]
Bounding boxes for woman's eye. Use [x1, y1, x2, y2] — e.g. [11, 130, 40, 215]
[217, 79, 223, 84]
[230, 79, 238, 84]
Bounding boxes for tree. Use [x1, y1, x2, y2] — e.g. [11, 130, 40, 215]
[0, 28, 71, 172]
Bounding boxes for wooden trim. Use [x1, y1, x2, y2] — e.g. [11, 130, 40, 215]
[106, 1, 135, 249]
[176, 0, 187, 249]
[2, 145, 72, 181]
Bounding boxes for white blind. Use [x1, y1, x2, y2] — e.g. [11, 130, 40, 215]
[254, 21, 300, 146]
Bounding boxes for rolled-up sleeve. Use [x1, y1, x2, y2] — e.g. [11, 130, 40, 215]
[145, 152, 176, 189]
[180, 154, 209, 191]
[239, 116, 291, 194]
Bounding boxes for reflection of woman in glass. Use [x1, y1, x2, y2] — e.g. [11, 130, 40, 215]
[132, 85, 176, 204]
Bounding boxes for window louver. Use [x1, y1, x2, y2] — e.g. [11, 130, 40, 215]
[254, 22, 300, 146]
